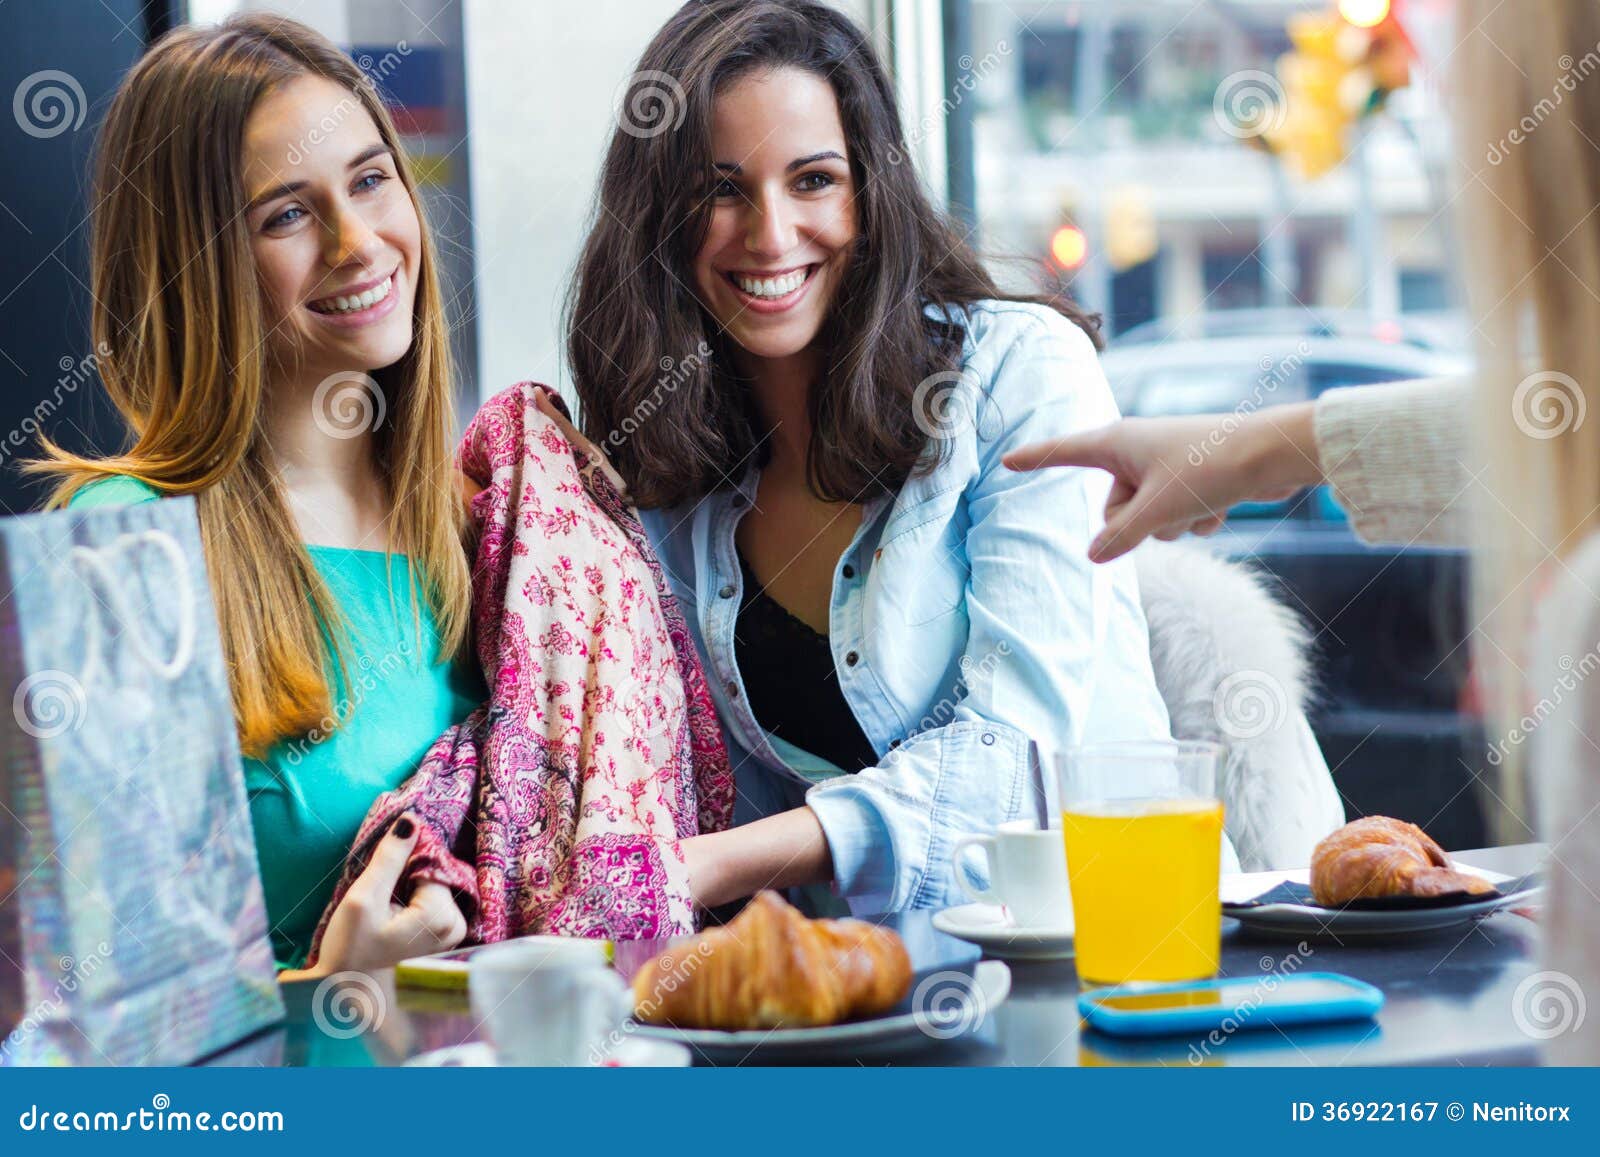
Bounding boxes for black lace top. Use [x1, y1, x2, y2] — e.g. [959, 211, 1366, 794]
[733, 551, 879, 774]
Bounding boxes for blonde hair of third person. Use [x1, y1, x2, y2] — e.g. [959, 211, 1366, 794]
[1458, 0, 1600, 769]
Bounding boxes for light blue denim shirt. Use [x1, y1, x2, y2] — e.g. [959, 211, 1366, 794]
[641, 300, 1176, 914]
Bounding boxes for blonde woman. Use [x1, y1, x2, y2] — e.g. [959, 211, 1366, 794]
[29, 16, 538, 979]
[1009, 0, 1599, 1062]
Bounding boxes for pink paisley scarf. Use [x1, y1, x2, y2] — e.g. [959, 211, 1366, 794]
[305, 383, 734, 964]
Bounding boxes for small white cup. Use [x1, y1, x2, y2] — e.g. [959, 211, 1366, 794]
[468, 938, 630, 1066]
[952, 819, 1073, 930]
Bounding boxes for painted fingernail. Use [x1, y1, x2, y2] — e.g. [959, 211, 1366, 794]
[392, 816, 415, 839]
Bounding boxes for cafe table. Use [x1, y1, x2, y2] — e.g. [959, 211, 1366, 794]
[214, 844, 1548, 1068]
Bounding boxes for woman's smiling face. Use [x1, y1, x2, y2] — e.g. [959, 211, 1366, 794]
[242, 74, 421, 382]
[692, 67, 857, 365]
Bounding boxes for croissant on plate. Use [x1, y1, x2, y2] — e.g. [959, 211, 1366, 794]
[1309, 816, 1497, 906]
[629, 890, 913, 1030]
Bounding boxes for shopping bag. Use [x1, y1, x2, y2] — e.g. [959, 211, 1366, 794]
[0, 496, 283, 1065]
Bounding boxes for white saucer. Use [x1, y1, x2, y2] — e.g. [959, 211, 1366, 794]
[932, 903, 1075, 961]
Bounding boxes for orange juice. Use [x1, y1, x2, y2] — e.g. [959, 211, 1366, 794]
[1061, 798, 1224, 984]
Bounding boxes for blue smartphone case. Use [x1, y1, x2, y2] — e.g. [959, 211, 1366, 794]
[1077, 971, 1384, 1037]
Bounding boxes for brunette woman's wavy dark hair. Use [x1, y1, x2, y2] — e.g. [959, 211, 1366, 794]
[566, 0, 1099, 509]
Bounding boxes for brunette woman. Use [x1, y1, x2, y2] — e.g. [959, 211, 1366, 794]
[564, 0, 1192, 916]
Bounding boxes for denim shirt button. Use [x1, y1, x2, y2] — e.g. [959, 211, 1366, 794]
[844, 650, 860, 667]
[981, 732, 996, 746]
[719, 583, 736, 599]
[725, 680, 740, 698]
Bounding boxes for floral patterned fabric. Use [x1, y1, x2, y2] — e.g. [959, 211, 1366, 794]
[306, 383, 734, 963]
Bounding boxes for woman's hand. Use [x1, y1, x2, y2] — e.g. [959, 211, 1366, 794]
[1003, 402, 1324, 562]
[532, 386, 629, 499]
[282, 815, 467, 981]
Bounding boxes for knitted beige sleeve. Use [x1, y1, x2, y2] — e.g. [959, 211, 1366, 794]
[1312, 376, 1472, 547]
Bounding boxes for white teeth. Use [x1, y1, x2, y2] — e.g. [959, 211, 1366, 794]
[734, 269, 807, 298]
[311, 275, 392, 314]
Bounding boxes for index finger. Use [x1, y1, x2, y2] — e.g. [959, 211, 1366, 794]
[1002, 427, 1115, 473]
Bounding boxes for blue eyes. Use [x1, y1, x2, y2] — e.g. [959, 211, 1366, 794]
[263, 171, 392, 231]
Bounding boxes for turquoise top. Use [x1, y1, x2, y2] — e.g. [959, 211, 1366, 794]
[68, 476, 485, 970]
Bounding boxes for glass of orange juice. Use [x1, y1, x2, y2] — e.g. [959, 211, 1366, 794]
[1056, 740, 1225, 986]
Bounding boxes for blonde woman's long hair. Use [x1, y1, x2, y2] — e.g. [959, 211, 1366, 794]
[27, 14, 471, 759]
[1456, 0, 1600, 836]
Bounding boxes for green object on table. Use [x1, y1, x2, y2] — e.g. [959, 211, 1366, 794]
[69, 476, 486, 970]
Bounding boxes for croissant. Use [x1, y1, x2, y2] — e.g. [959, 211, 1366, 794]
[630, 890, 913, 1030]
[1310, 816, 1497, 906]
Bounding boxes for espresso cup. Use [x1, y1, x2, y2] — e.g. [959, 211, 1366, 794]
[952, 819, 1073, 930]
[468, 938, 630, 1066]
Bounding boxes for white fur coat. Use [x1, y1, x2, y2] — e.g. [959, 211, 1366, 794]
[1133, 540, 1345, 869]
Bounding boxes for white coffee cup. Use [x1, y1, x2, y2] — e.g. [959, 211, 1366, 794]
[468, 938, 631, 1066]
[952, 819, 1073, 930]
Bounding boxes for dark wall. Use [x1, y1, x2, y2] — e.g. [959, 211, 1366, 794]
[0, 2, 173, 515]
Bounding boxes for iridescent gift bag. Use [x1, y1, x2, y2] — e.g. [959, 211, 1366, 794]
[0, 497, 282, 1065]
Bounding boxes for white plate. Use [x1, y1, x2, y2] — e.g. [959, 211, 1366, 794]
[403, 1036, 691, 1068]
[932, 903, 1075, 961]
[627, 960, 1011, 1063]
[1219, 863, 1541, 939]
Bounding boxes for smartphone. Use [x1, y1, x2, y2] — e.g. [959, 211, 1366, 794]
[394, 935, 615, 991]
[1077, 971, 1383, 1037]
